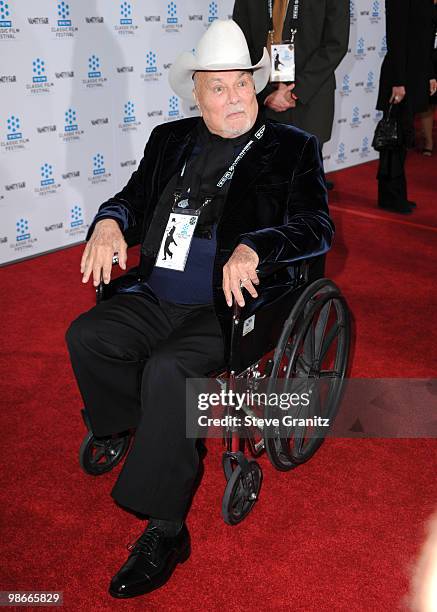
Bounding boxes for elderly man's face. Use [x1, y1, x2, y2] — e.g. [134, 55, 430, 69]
[193, 70, 258, 138]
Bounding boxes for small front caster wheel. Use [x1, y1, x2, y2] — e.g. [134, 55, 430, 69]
[79, 431, 131, 476]
[221, 460, 262, 525]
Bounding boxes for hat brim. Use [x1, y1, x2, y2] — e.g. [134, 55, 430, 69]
[169, 48, 271, 100]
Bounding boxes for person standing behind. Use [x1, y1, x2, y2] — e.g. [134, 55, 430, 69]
[376, 0, 437, 214]
[418, 0, 437, 157]
[232, 0, 350, 147]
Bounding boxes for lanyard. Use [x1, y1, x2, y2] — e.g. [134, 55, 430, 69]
[175, 123, 266, 198]
[216, 124, 266, 187]
[268, 0, 300, 43]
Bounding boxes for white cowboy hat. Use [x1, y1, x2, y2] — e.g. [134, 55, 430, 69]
[169, 19, 270, 100]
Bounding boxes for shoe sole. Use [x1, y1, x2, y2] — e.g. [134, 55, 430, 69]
[377, 206, 413, 215]
[108, 545, 191, 599]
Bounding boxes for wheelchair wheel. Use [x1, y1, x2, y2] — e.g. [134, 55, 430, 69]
[264, 279, 350, 471]
[222, 460, 262, 525]
[79, 431, 131, 476]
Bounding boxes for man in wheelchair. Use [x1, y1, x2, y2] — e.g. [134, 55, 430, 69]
[66, 20, 334, 599]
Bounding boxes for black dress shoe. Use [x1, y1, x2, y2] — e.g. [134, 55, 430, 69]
[326, 180, 334, 190]
[408, 200, 417, 209]
[378, 201, 413, 214]
[109, 524, 190, 598]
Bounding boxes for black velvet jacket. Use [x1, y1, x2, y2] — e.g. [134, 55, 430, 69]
[89, 116, 334, 357]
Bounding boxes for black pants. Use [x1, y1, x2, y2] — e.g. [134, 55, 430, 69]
[377, 145, 408, 207]
[66, 293, 225, 520]
[377, 104, 414, 207]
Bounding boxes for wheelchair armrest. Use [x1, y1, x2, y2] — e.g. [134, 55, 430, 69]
[231, 258, 311, 319]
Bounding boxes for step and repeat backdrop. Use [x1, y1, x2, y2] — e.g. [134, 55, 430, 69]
[0, 0, 385, 265]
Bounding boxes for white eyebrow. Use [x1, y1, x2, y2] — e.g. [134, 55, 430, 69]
[207, 72, 250, 86]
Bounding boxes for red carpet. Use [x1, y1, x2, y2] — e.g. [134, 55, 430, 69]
[1, 148, 436, 611]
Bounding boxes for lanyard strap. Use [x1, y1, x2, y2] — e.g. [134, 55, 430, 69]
[176, 123, 266, 193]
[268, 0, 300, 42]
[216, 124, 266, 188]
[172, 123, 266, 214]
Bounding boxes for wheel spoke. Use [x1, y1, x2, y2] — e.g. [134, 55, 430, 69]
[314, 300, 332, 362]
[303, 318, 316, 363]
[233, 486, 246, 515]
[318, 322, 340, 365]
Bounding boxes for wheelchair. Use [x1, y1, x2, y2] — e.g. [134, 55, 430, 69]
[79, 255, 351, 526]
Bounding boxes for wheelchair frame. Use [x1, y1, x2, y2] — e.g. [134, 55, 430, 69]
[79, 256, 351, 526]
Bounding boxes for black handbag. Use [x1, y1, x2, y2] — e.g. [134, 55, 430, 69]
[372, 104, 400, 151]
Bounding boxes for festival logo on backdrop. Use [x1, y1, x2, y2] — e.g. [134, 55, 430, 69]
[0, 0, 11, 27]
[163, 1, 182, 32]
[369, 1, 382, 24]
[82, 54, 107, 88]
[114, 1, 138, 35]
[16, 218, 30, 241]
[207, 1, 218, 24]
[340, 74, 351, 97]
[379, 35, 387, 58]
[350, 106, 362, 129]
[365, 71, 376, 94]
[119, 101, 141, 133]
[164, 96, 183, 122]
[349, 0, 357, 25]
[11, 218, 37, 253]
[35, 162, 61, 197]
[26, 57, 55, 94]
[1, 115, 30, 152]
[52, 0, 77, 38]
[59, 107, 84, 143]
[354, 37, 367, 61]
[336, 142, 347, 164]
[66, 205, 89, 238]
[0, 0, 19, 40]
[88, 152, 111, 185]
[70, 204, 83, 228]
[0, 115, 29, 152]
[360, 137, 371, 159]
[142, 50, 162, 83]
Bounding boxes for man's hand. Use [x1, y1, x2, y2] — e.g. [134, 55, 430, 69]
[222, 244, 259, 308]
[430, 79, 437, 96]
[264, 83, 296, 112]
[390, 85, 406, 104]
[80, 219, 127, 286]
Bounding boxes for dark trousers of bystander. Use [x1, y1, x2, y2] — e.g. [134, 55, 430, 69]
[377, 103, 415, 212]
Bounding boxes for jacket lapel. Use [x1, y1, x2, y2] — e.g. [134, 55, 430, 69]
[157, 125, 197, 196]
